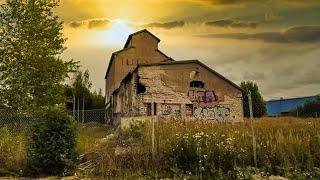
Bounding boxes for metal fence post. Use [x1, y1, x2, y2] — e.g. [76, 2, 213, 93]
[77, 96, 80, 122]
[82, 94, 85, 123]
[248, 91, 257, 168]
[152, 115, 155, 161]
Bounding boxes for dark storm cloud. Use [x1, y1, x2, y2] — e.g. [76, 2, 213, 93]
[68, 19, 110, 29]
[145, 21, 185, 29]
[69, 21, 83, 28]
[198, 0, 255, 5]
[198, 0, 320, 5]
[264, 11, 281, 22]
[205, 19, 259, 28]
[87, 19, 110, 29]
[200, 26, 320, 43]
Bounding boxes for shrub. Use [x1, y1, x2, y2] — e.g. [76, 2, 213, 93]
[290, 96, 320, 118]
[26, 105, 77, 176]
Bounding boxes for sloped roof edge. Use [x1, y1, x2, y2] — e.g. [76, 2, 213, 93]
[104, 47, 133, 79]
[124, 29, 160, 48]
[136, 60, 243, 92]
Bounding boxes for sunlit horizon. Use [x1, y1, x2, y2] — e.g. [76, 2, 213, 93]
[57, 0, 320, 100]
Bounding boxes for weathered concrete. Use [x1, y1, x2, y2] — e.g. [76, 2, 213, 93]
[105, 30, 171, 105]
[105, 30, 243, 123]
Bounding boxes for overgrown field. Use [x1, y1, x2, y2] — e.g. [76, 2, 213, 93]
[1, 117, 320, 179]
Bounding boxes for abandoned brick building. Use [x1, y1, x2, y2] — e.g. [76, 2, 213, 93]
[105, 29, 243, 123]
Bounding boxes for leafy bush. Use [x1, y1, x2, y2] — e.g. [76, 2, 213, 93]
[290, 96, 320, 118]
[26, 105, 77, 176]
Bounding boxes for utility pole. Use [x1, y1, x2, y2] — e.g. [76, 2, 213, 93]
[248, 91, 257, 168]
[82, 93, 85, 123]
[73, 94, 75, 118]
[77, 95, 80, 122]
[151, 97, 155, 160]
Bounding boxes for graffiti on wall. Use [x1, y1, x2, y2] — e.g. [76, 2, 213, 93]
[188, 90, 218, 103]
[194, 106, 230, 121]
[161, 104, 181, 115]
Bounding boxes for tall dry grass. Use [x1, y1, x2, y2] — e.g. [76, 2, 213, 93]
[0, 128, 27, 176]
[145, 117, 320, 178]
[1, 117, 320, 179]
[75, 117, 320, 179]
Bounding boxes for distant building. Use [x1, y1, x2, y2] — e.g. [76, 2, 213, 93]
[105, 29, 243, 124]
[266, 96, 317, 116]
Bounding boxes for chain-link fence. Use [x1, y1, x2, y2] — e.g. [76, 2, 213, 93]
[0, 109, 106, 133]
[72, 109, 106, 123]
[0, 109, 33, 133]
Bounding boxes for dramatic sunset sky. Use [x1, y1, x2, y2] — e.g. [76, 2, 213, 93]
[51, 0, 319, 100]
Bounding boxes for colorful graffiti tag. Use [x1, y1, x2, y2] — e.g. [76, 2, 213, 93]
[194, 106, 230, 121]
[188, 90, 218, 103]
[161, 104, 181, 115]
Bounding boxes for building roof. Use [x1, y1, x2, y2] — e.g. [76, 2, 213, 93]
[124, 29, 160, 48]
[134, 60, 243, 92]
[105, 30, 242, 93]
[266, 95, 318, 116]
[105, 29, 166, 80]
[267, 96, 318, 102]
[104, 47, 133, 79]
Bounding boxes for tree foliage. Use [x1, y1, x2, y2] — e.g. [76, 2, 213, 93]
[0, 0, 77, 109]
[240, 81, 266, 118]
[65, 70, 105, 110]
[290, 96, 320, 118]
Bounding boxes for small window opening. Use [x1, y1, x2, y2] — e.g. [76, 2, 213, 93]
[190, 80, 205, 88]
[154, 103, 157, 115]
[137, 82, 146, 94]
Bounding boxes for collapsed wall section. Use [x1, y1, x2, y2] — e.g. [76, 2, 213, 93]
[113, 64, 243, 122]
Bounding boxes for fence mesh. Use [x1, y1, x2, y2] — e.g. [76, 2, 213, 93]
[0, 109, 106, 133]
[0, 109, 33, 133]
[1, 93, 319, 133]
[72, 109, 106, 123]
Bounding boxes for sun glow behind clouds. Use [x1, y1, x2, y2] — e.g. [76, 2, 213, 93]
[98, 19, 134, 46]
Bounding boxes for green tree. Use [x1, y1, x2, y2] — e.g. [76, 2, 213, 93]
[65, 70, 105, 111]
[240, 81, 266, 118]
[0, 0, 77, 109]
[290, 96, 320, 118]
[72, 70, 91, 112]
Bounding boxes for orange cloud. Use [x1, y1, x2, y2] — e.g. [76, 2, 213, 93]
[68, 19, 110, 29]
[145, 21, 185, 29]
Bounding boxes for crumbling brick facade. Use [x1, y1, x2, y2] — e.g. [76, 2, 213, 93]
[105, 30, 243, 124]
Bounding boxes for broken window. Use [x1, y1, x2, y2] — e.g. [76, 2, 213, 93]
[146, 103, 156, 116]
[190, 80, 204, 88]
[186, 104, 193, 116]
[137, 82, 146, 94]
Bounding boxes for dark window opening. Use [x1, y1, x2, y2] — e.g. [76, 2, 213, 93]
[186, 104, 193, 116]
[147, 103, 152, 116]
[137, 82, 146, 94]
[190, 80, 205, 88]
[147, 103, 157, 116]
